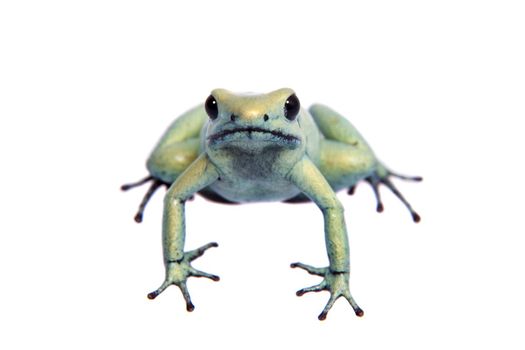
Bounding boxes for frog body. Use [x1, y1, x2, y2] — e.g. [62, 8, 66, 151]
[122, 88, 421, 320]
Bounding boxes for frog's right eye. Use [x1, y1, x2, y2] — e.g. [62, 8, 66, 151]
[205, 95, 219, 120]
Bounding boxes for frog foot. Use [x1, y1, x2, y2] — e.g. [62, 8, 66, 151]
[291, 262, 363, 320]
[147, 242, 220, 311]
[121, 175, 168, 223]
[348, 166, 422, 223]
[121, 175, 195, 223]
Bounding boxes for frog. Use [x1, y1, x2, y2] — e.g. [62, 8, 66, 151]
[122, 88, 422, 320]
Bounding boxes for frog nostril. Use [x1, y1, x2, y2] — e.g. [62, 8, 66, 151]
[230, 114, 236, 122]
[263, 114, 269, 121]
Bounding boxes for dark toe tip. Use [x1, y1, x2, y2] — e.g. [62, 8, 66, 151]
[376, 203, 384, 213]
[186, 303, 195, 312]
[290, 263, 298, 268]
[134, 213, 143, 223]
[147, 292, 158, 300]
[210, 242, 219, 248]
[412, 212, 421, 223]
[211, 275, 220, 281]
[318, 312, 327, 321]
[121, 185, 130, 191]
[296, 290, 304, 297]
[355, 308, 364, 317]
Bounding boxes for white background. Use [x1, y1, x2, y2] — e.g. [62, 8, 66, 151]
[1, 0, 524, 349]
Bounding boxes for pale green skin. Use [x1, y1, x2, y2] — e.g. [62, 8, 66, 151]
[130, 88, 420, 320]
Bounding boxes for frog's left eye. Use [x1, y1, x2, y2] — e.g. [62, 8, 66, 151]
[205, 95, 219, 120]
[284, 94, 300, 121]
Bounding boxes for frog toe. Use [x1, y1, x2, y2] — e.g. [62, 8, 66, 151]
[290, 262, 326, 276]
[186, 242, 219, 262]
[344, 292, 364, 317]
[147, 280, 171, 300]
[318, 294, 339, 320]
[189, 267, 220, 281]
[179, 282, 195, 312]
[296, 281, 327, 296]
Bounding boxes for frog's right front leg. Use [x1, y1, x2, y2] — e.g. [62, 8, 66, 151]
[147, 153, 221, 312]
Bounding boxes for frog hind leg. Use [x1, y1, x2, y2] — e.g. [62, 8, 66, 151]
[309, 104, 422, 222]
[122, 105, 208, 223]
[122, 137, 202, 223]
[122, 138, 237, 222]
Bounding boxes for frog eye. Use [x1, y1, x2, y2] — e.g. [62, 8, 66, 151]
[205, 95, 219, 120]
[284, 94, 300, 121]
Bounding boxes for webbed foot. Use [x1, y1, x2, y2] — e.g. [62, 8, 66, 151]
[291, 262, 363, 320]
[148, 242, 220, 311]
[348, 165, 422, 222]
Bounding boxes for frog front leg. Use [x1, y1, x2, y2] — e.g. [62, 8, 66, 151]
[287, 156, 363, 320]
[147, 153, 220, 311]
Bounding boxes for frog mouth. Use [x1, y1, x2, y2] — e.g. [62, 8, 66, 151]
[208, 127, 300, 145]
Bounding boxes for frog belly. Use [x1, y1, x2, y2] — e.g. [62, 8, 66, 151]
[208, 176, 301, 203]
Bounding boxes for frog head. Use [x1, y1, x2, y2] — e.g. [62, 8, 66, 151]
[203, 88, 306, 157]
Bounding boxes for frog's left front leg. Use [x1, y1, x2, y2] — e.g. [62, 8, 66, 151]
[147, 153, 221, 312]
[287, 156, 363, 320]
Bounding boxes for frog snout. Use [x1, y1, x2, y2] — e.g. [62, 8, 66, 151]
[230, 113, 270, 123]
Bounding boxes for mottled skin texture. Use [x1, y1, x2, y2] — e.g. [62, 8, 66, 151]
[122, 88, 421, 320]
